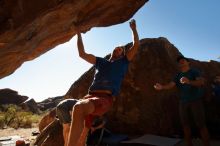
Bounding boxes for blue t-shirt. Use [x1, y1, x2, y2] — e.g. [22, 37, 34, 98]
[174, 68, 204, 103]
[89, 56, 129, 96]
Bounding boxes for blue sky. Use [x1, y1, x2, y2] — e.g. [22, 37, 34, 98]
[0, 0, 219, 102]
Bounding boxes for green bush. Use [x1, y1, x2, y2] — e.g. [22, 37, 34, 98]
[0, 114, 5, 128]
[4, 105, 17, 126]
[0, 104, 42, 129]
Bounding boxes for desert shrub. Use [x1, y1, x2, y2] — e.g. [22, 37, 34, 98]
[0, 114, 5, 128]
[0, 104, 42, 129]
[21, 118, 33, 128]
[12, 111, 32, 129]
[30, 114, 42, 123]
[4, 104, 17, 126]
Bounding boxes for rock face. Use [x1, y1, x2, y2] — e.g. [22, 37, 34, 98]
[21, 98, 40, 113]
[39, 38, 220, 145]
[39, 109, 57, 132]
[0, 0, 148, 79]
[0, 88, 28, 105]
[37, 96, 63, 111]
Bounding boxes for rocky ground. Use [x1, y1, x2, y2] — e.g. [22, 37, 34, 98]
[0, 124, 39, 145]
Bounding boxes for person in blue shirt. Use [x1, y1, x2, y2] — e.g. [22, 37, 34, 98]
[67, 19, 139, 146]
[154, 56, 210, 146]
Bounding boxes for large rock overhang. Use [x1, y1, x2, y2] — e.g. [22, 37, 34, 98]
[0, 0, 148, 79]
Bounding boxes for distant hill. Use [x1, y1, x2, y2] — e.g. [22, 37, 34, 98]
[0, 88, 64, 113]
[0, 88, 28, 105]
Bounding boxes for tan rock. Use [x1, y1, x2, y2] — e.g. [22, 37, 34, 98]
[0, 0, 148, 79]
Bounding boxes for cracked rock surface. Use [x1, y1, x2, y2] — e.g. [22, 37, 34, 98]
[0, 0, 147, 79]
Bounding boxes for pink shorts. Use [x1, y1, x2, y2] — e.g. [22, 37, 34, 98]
[84, 93, 113, 128]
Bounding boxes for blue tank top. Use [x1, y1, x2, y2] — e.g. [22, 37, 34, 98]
[89, 56, 129, 96]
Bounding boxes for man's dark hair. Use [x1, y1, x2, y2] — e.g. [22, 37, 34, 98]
[176, 55, 189, 62]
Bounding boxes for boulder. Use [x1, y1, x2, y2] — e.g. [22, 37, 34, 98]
[37, 109, 64, 146]
[21, 98, 40, 113]
[37, 96, 63, 111]
[0, 0, 148, 79]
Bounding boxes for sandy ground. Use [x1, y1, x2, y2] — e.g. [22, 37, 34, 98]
[0, 127, 38, 137]
[1, 127, 220, 146]
[0, 126, 39, 144]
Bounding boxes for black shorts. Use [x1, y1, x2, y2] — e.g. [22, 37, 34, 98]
[56, 99, 78, 124]
[179, 99, 206, 128]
